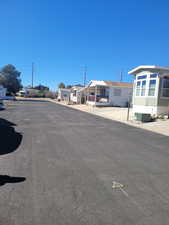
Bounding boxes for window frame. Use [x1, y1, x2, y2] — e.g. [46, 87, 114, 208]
[137, 75, 147, 80]
[135, 77, 147, 97]
[135, 81, 141, 96]
[141, 80, 147, 96]
[148, 79, 157, 97]
[148, 73, 159, 98]
[160, 77, 169, 99]
[135, 73, 158, 98]
[150, 73, 158, 79]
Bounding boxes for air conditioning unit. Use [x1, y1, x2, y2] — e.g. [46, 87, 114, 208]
[134, 113, 152, 122]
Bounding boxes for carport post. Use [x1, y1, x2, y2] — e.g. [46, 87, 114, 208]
[80, 92, 82, 104]
[87, 87, 89, 102]
[95, 86, 97, 103]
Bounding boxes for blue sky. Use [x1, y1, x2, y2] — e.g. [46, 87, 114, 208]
[0, 0, 169, 90]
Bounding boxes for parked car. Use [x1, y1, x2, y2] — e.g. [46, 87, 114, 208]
[0, 100, 5, 110]
[4, 96, 16, 101]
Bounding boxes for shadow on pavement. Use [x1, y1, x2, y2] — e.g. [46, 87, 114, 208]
[17, 99, 48, 103]
[0, 175, 26, 186]
[0, 118, 23, 155]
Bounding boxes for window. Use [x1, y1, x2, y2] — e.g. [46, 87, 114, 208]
[162, 78, 169, 97]
[100, 88, 106, 96]
[148, 80, 156, 96]
[136, 81, 141, 96]
[114, 88, 121, 96]
[137, 75, 147, 80]
[141, 80, 146, 96]
[150, 73, 157, 78]
[73, 90, 77, 96]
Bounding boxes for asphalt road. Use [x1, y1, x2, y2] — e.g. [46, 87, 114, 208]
[0, 100, 169, 225]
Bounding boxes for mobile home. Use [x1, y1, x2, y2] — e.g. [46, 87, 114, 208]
[70, 86, 84, 104]
[0, 85, 6, 99]
[57, 88, 70, 101]
[86, 80, 133, 107]
[128, 65, 169, 119]
[70, 85, 87, 104]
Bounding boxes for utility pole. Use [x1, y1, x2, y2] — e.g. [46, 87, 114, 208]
[32, 62, 34, 88]
[120, 70, 123, 82]
[83, 65, 87, 86]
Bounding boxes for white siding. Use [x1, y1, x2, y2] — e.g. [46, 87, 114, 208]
[58, 89, 70, 101]
[69, 87, 80, 103]
[109, 86, 132, 107]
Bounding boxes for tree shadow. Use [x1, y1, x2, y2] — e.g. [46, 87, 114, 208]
[0, 175, 26, 186]
[0, 118, 23, 155]
[18, 99, 48, 103]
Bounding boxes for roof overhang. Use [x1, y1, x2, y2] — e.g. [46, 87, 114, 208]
[59, 88, 71, 92]
[71, 86, 83, 91]
[128, 65, 169, 75]
[86, 80, 132, 88]
[86, 80, 108, 88]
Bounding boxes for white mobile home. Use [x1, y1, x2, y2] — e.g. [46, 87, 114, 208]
[70, 86, 84, 104]
[86, 80, 133, 107]
[57, 88, 70, 101]
[128, 65, 169, 118]
[18, 88, 30, 97]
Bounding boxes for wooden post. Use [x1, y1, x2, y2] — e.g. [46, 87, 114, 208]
[127, 98, 130, 121]
[95, 86, 97, 104]
[80, 92, 82, 104]
[87, 87, 89, 103]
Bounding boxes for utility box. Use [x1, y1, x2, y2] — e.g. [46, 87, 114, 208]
[135, 113, 152, 122]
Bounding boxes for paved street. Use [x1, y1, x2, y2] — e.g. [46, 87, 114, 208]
[0, 100, 169, 225]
